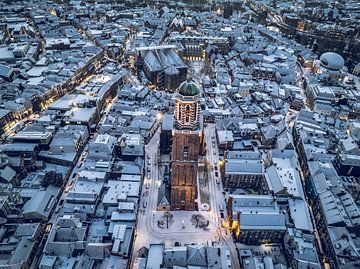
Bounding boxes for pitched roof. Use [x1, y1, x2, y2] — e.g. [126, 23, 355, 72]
[0, 166, 16, 183]
[187, 245, 207, 266]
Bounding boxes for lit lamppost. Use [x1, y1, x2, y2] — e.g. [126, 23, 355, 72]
[156, 112, 163, 121]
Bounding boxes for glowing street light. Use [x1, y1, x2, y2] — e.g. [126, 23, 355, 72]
[156, 112, 163, 121]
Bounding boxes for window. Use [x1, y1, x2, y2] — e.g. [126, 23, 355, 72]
[183, 145, 189, 159]
[185, 105, 191, 123]
[194, 103, 197, 121]
[181, 190, 186, 201]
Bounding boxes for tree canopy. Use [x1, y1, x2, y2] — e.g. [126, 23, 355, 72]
[41, 171, 64, 187]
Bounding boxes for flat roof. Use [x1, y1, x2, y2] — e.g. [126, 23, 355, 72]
[120, 174, 141, 182]
[48, 95, 76, 110]
[225, 159, 263, 174]
[13, 131, 52, 140]
[240, 213, 286, 230]
[146, 244, 164, 269]
[136, 44, 177, 51]
[288, 199, 313, 232]
[67, 107, 97, 122]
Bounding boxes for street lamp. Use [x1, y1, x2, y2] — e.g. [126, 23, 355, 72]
[156, 112, 163, 121]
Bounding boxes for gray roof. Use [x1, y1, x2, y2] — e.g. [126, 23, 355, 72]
[265, 165, 284, 194]
[320, 52, 344, 71]
[187, 245, 207, 266]
[318, 191, 345, 226]
[0, 143, 38, 152]
[225, 159, 263, 175]
[23, 190, 55, 220]
[0, 109, 11, 118]
[0, 166, 16, 183]
[232, 194, 277, 212]
[240, 213, 286, 230]
[226, 151, 261, 160]
[146, 244, 164, 269]
[288, 199, 313, 232]
[162, 113, 174, 131]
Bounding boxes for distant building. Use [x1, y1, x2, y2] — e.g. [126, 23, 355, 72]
[312, 52, 347, 81]
[23, 188, 57, 221]
[159, 114, 173, 155]
[0, 109, 14, 135]
[0, 196, 10, 217]
[227, 195, 287, 244]
[223, 159, 265, 190]
[284, 228, 321, 269]
[145, 243, 232, 269]
[223, 151, 266, 191]
[217, 130, 234, 150]
[45, 215, 88, 256]
[136, 45, 187, 92]
[0, 223, 42, 268]
[169, 33, 229, 54]
[333, 154, 360, 177]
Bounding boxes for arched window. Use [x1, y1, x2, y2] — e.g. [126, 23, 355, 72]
[185, 105, 191, 123]
[194, 103, 197, 121]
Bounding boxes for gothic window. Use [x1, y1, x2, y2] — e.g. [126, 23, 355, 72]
[183, 145, 189, 159]
[181, 190, 186, 202]
[194, 103, 197, 121]
[185, 105, 190, 123]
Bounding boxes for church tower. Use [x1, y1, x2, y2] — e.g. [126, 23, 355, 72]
[170, 79, 202, 210]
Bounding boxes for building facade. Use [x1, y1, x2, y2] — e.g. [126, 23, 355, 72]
[170, 80, 202, 211]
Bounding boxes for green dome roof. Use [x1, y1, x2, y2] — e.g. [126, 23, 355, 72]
[178, 79, 199, 96]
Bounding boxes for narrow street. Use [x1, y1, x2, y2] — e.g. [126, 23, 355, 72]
[204, 123, 240, 269]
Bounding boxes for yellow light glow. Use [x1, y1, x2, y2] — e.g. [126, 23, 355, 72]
[156, 112, 163, 121]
